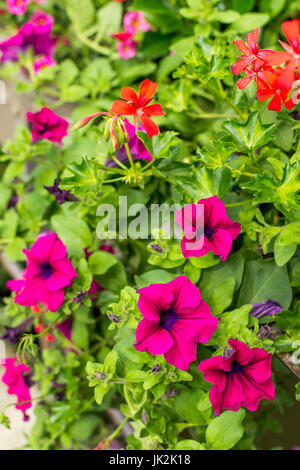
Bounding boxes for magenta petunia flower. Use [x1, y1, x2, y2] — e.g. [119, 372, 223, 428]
[123, 11, 151, 34]
[33, 55, 56, 73]
[134, 276, 219, 370]
[0, 10, 55, 62]
[106, 118, 152, 167]
[198, 338, 275, 415]
[8, 232, 77, 312]
[6, 0, 30, 15]
[175, 195, 241, 262]
[55, 316, 72, 341]
[27, 107, 69, 144]
[1, 357, 33, 421]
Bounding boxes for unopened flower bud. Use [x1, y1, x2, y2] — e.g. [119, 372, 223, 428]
[151, 364, 162, 374]
[108, 314, 121, 323]
[151, 243, 163, 253]
[164, 388, 178, 399]
[96, 372, 107, 381]
[104, 119, 111, 142]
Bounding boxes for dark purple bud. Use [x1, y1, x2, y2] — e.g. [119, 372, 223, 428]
[74, 291, 87, 303]
[7, 195, 18, 209]
[164, 388, 178, 399]
[108, 314, 121, 323]
[22, 371, 35, 388]
[257, 325, 270, 339]
[293, 110, 300, 121]
[250, 300, 282, 319]
[151, 243, 163, 253]
[151, 364, 162, 374]
[44, 179, 78, 205]
[0, 317, 34, 345]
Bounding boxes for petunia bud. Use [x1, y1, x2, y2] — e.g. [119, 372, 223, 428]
[250, 300, 282, 319]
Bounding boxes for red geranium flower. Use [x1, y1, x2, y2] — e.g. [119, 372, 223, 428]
[256, 68, 294, 111]
[232, 28, 265, 76]
[260, 19, 300, 89]
[110, 79, 165, 138]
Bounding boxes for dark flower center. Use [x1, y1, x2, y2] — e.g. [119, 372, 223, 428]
[40, 262, 54, 279]
[228, 361, 244, 375]
[159, 308, 177, 331]
[204, 225, 215, 241]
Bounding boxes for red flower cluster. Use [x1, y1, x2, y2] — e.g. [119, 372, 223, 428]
[111, 79, 165, 138]
[232, 20, 300, 111]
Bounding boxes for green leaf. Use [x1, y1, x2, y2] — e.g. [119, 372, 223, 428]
[197, 140, 236, 170]
[243, 162, 300, 212]
[175, 167, 232, 200]
[206, 409, 245, 450]
[135, 269, 175, 288]
[65, 0, 95, 31]
[189, 252, 220, 269]
[56, 59, 79, 89]
[137, 131, 181, 159]
[51, 215, 92, 258]
[227, 13, 269, 33]
[61, 157, 99, 196]
[222, 112, 275, 150]
[237, 259, 292, 309]
[97, 2, 122, 40]
[174, 440, 205, 450]
[94, 383, 108, 405]
[69, 414, 99, 441]
[88, 251, 118, 275]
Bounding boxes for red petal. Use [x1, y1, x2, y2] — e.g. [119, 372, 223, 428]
[110, 100, 137, 115]
[120, 86, 139, 106]
[276, 62, 297, 89]
[138, 79, 157, 106]
[236, 76, 253, 90]
[140, 114, 159, 138]
[142, 103, 165, 116]
[233, 40, 250, 56]
[268, 93, 282, 111]
[231, 58, 250, 75]
[246, 28, 259, 53]
[259, 49, 291, 66]
[282, 19, 300, 47]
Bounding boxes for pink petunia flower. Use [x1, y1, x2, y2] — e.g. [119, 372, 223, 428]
[106, 118, 152, 167]
[123, 11, 151, 34]
[175, 195, 241, 262]
[198, 338, 275, 415]
[27, 107, 69, 144]
[6, 0, 30, 15]
[1, 358, 33, 421]
[7, 232, 77, 312]
[0, 10, 55, 62]
[33, 55, 56, 73]
[134, 276, 219, 370]
[113, 32, 137, 60]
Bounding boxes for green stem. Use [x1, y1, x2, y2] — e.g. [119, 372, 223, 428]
[103, 176, 126, 184]
[124, 142, 136, 174]
[206, 81, 246, 120]
[225, 200, 252, 208]
[123, 384, 136, 415]
[107, 417, 129, 442]
[34, 312, 65, 338]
